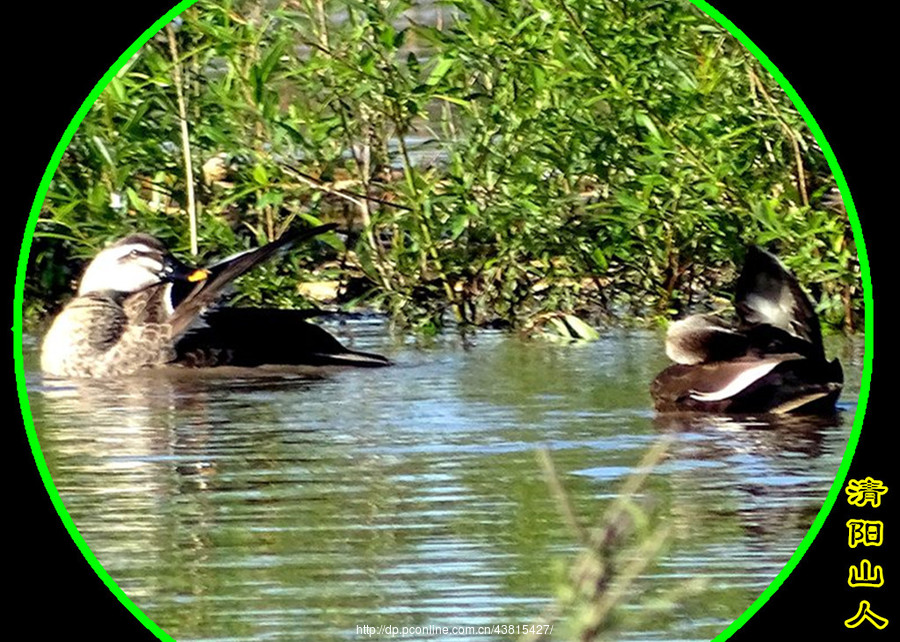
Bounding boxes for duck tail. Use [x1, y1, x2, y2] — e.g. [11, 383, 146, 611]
[309, 350, 393, 367]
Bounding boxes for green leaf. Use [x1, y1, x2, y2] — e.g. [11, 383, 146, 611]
[564, 315, 600, 341]
[256, 190, 283, 209]
[252, 164, 269, 185]
[91, 136, 115, 168]
[449, 214, 469, 239]
[426, 57, 454, 86]
[591, 248, 608, 272]
[434, 94, 470, 107]
[635, 112, 661, 139]
[257, 40, 285, 85]
[548, 316, 571, 338]
[379, 25, 396, 50]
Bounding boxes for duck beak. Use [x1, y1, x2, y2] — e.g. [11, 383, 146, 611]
[187, 268, 210, 282]
[161, 255, 210, 283]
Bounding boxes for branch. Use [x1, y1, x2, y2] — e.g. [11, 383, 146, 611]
[166, 24, 199, 256]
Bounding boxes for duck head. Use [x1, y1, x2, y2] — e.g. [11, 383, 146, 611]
[665, 314, 750, 365]
[77, 234, 208, 296]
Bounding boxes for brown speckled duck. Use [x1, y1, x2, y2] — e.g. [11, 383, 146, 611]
[40, 224, 390, 377]
[650, 246, 843, 414]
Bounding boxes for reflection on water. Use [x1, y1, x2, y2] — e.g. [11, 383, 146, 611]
[24, 324, 863, 641]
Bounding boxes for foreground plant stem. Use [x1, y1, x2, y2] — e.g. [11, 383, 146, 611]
[525, 438, 676, 641]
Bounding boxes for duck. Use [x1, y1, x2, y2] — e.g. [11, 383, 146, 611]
[650, 246, 843, 414]
[40, 223, 390, 377]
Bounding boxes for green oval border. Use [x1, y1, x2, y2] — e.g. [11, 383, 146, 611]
[12, 1, 873, 641]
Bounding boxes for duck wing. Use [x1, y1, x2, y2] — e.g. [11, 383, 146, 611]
[651, 354, 842, 414]
[652, 355, 798, 409]
[63, 293, 130, 354]
[168, 223, 337, 337]
[175, 308, 391, 368]
[735, 246, 824, 356]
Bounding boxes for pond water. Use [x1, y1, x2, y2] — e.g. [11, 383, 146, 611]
[22, 324, 864, 641]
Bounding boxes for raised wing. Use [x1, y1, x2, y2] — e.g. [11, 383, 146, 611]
[168, 223, 337, 337]
[734, 246, 824, 356]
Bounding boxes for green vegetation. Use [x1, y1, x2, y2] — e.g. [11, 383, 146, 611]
[28, 0, 860, 335]
[526, 441, 704, 641]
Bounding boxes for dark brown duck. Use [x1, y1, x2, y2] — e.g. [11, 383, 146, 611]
[650, 246, 843, 414]
[40, 224, 389, 377]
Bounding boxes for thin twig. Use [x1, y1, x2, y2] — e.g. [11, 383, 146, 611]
[596, 436, 672, 538]
[334, 103, 396, 291]
[166, 23, 199, 256]
[522, 437, 673, 641]
[748, 65, 809, 206]
[581, 524, 672, 639]
[536, 449, 591, 546]
[278, 163, 413, 211]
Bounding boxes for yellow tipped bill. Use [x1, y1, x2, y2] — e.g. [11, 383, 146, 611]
[188, 268, 210, 282]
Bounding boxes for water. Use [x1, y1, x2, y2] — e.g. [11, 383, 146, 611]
[22, 325, 864, 641]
